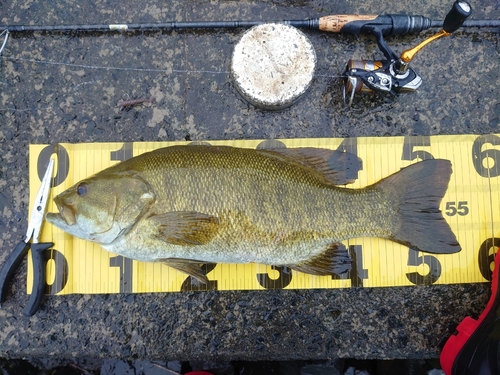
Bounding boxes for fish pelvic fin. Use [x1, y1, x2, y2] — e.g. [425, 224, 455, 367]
[379, 159, 461, 254]
[161, 258, 211, 284]
[286, 242, 352, 276]
[149, 211, 220, 246]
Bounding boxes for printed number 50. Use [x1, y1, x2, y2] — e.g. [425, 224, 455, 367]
[406, 249, 442, 285]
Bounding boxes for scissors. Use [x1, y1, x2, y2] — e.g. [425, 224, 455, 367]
[0, 158, 54, 316]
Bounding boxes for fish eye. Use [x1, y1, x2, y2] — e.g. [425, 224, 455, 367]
[76, 183, 88, 196]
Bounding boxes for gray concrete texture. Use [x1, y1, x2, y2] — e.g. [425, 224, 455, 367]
[0, 0, 499, 367]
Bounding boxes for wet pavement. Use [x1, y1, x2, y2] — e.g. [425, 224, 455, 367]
[0, 357, 448, 374]
[0, 0, 499, 371]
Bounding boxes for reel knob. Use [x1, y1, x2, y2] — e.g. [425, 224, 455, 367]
[443, 1, 472, 33]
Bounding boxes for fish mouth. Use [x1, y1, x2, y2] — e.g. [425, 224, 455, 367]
[54, 201, 77, 226]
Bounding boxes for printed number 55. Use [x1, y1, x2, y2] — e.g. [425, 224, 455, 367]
[445, 201, 469, 217]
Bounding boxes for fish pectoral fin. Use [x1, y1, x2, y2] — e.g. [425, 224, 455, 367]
[161, 258, 211, 284]
[287, 242, 352, 276]
[149, 211, 220, 246]
[260, 147, 361, 185]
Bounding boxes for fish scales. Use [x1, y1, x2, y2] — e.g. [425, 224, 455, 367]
[46, 145, 461, 282]
[112, 147, 390, 260]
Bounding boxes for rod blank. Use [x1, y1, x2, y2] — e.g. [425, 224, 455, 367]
[1, 18, 499, 34]
[0, 15, 500, 33]
[2, 20, 317, 33]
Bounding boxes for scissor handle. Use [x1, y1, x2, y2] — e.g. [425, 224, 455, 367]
[0, 240, 30, 305]
[24, 242, 53, 316]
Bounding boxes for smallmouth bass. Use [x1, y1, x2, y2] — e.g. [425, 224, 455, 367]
[46, 145, 461, 282]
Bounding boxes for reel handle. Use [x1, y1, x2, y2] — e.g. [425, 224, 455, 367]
[398, 1, 471, 68]
[443, 1, 472, 33]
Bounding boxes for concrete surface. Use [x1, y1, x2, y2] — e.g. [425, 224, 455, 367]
[0, 357, 446, 374]
[0, 0, 499, 368]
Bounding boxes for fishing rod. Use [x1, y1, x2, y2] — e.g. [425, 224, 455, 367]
[1, 4, 499, 33]
[0, 1, 499, 105]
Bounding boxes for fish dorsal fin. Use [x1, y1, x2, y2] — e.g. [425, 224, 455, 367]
[260, 147, 361, 185]
[287, 242, 351, 276]
[161, 258, 210, 284]
[148, 211, 220, 246]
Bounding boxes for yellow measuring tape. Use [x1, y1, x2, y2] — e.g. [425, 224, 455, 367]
[27, 135, 500, 294]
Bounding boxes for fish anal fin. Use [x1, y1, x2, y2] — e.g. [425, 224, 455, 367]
[261, 147, 361, 185]
[161, 258, 212, 284]
[149, 211, 220, 246]
[287, 242, 352, 276]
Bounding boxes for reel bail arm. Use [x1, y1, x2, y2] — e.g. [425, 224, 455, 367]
[0, 29, 9, 55]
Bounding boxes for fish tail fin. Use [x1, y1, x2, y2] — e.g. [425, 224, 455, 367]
[378, 159, 461, 254]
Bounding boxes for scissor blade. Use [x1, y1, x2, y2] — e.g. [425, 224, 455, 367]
[27, 158, 54, 243]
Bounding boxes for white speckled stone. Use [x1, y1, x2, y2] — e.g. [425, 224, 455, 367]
[231, 23, 316, 110]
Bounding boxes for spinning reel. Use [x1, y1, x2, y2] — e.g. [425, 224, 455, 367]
[342, 1, 472, 105]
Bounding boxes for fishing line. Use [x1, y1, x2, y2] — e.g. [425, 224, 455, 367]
[1, 55, 227, 74]
[1, 55, 344, 78]
[0, 55, 344, 113]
